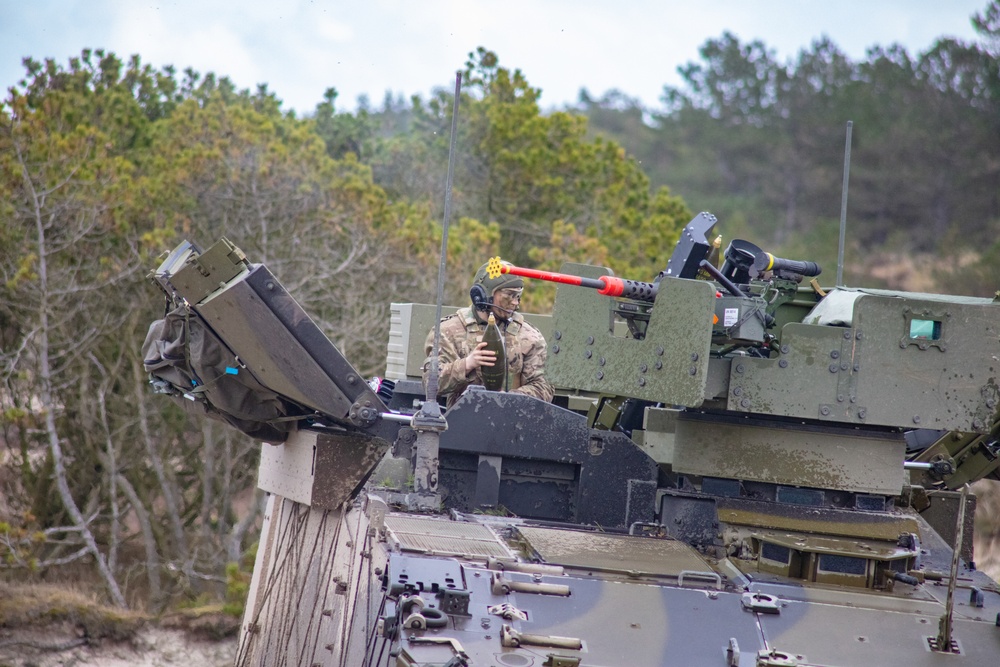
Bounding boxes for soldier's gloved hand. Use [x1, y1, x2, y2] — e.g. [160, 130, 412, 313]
[465, 341, 497, 372]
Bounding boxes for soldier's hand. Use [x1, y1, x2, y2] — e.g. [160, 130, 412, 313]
[465, 341, 497, 372]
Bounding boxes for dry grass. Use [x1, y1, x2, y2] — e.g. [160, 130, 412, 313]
[0, 582, 145, 640]
[0, 582, 146, 663]
[862, 249, 982, 294]
[0, 582, 239, 665]
[863, 251, 942, 293]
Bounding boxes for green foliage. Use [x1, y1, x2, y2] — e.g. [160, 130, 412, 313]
[0, 512, 45, 570]
[974, 0, 1000, 54]
[588, 24, 1000, 265]
[313, 87, 376, 159]
[3, 9, 996, 614]
[221, 540, 257, 618]
[364, 47, 691, 312]
[223, 561, 251, 617]
[0, 51, 284, 609]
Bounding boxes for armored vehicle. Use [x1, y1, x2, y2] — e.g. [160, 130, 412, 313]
[143, 214, 1000, 667]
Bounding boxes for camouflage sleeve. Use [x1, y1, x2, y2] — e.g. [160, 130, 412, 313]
[422, 322, 474, 398]
[511, 325, 554, 403]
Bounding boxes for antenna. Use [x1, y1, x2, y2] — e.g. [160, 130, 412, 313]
[425, 71, 463, 405]
[836, 121, 853, 286]
[410, 71, 462, 501]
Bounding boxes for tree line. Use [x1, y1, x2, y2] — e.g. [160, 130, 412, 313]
[0, 48, 688, 608]
[1, 3, 997, 610]
[581, 4, 1000, 290]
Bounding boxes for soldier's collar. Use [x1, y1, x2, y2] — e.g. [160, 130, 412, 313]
[467, 307, 523, 330]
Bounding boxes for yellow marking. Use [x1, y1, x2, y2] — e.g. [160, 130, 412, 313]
[486, 256, 505, 279]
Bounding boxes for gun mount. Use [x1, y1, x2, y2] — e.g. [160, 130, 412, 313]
[143, 223, 1000, 666]
[537, 215, 1000, 494]
[142, 238, 403, 508]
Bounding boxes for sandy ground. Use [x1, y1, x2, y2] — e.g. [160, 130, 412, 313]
[0, 627, 236, 667]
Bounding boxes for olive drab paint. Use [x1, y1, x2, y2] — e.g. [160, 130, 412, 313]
[145, 227, 1000, 667]
[481, 313, 506, 391]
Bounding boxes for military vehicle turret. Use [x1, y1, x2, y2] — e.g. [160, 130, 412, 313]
[144, 212, 1000, 667]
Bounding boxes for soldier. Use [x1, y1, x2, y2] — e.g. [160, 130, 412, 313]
[423, 261, 554, 408]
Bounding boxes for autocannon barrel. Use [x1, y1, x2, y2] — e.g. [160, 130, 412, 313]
[486, 257, 658, 302]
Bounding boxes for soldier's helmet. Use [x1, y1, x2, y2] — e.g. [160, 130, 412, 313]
[472, 261, 523, 298]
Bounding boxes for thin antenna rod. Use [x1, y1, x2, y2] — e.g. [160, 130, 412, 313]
[426, 71, 462, 403]
[836, 120, 853, 286]
[411, 72, 462, 499]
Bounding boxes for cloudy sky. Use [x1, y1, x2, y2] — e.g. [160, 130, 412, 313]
[0, 1, 989, 115]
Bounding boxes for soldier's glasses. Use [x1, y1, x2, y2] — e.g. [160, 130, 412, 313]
[496, 289, 522, 302]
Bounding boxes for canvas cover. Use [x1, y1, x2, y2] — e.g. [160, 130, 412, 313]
[142, 302, 300, 442]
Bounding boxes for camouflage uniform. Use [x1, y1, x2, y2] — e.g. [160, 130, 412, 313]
[423, 306, 554, 408]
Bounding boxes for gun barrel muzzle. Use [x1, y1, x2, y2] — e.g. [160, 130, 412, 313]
[491, 259, 659, 302]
